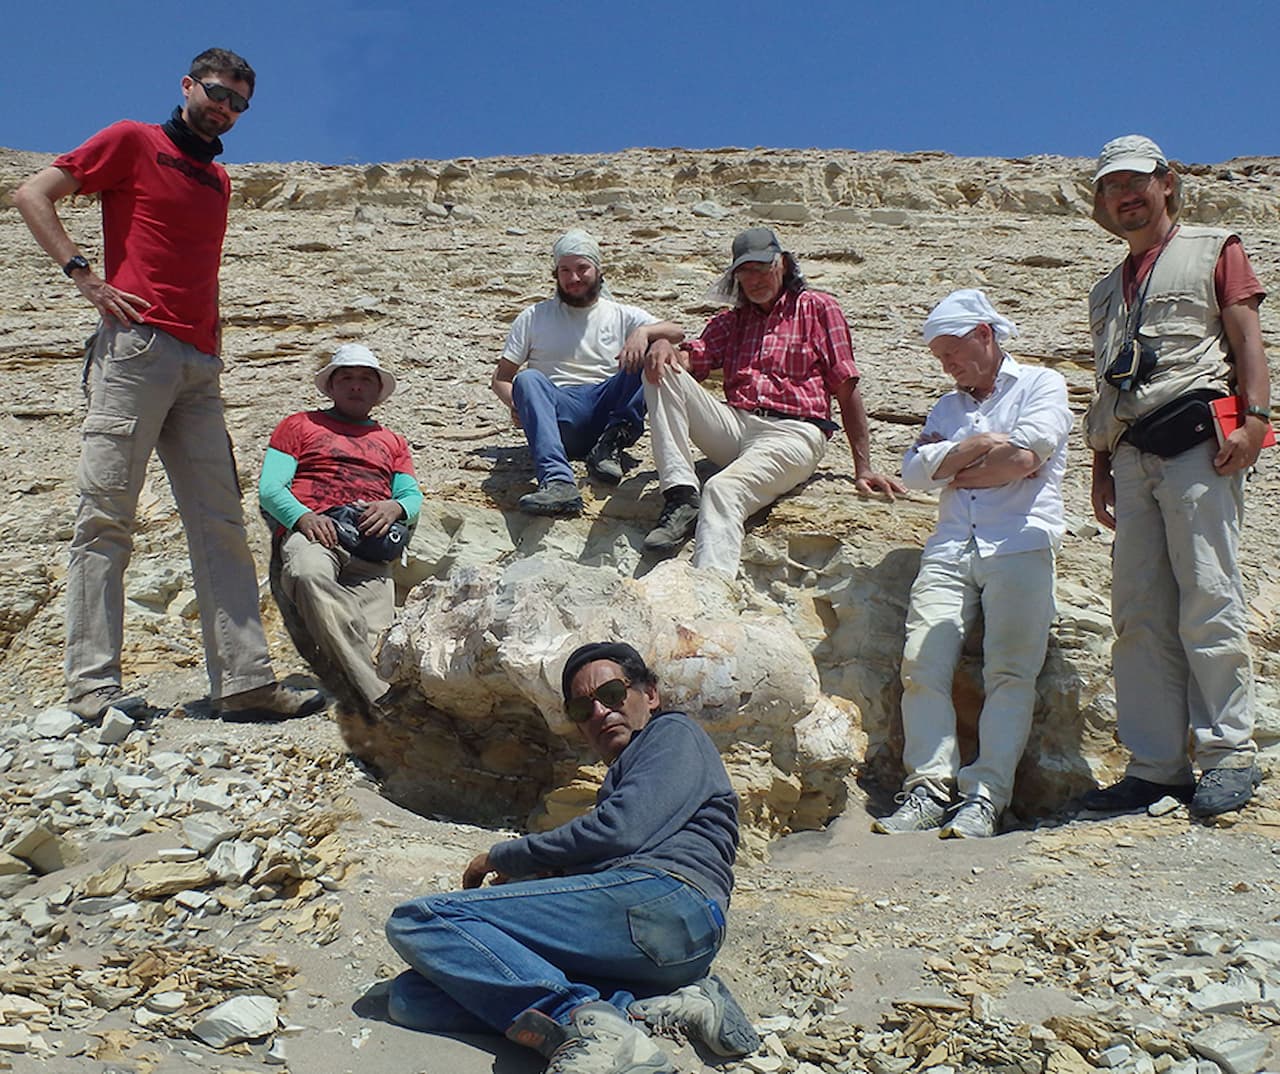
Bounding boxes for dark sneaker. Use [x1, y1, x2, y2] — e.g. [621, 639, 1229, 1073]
[1190, 765, 1261, 818]
[519, 480, 584, 516]
[630, 974, 760, 1058]
[940, 795, 999, 839]
[872, 785, 948, 834]
[547, 1002, 675, 1074]
[1077, 775, 1195, 813]
[66, 686, 163, 724]
[643, 488, 700, 553]
[586, 423, 637, 485]
[217, 682, 328, 721]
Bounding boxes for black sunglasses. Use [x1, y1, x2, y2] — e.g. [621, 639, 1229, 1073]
[565, 678, 631, 723]
[199, 80, 250, 114]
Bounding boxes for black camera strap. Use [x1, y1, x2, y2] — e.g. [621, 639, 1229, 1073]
[1123, 224, 1179, 342]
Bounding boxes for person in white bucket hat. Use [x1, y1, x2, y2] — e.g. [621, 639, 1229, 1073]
[259, 344, 422, 710]
[1081, 134, 1271, 819]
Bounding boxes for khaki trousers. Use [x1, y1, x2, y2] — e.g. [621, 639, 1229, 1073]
[644, 367, 827, 575]
[1111, 441, 1256, 781]
[279, 531, 393, 704]
[66, 322, 275, 702]
[899, 545, 1056, 811]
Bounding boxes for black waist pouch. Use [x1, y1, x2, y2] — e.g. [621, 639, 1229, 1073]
[1123, 389, 1223, 458]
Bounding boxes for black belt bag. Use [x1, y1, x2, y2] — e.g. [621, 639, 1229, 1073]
[1122, 389, 1223, 458]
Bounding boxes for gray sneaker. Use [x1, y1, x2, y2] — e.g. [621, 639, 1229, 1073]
[643, 489, 700, 553]
[547, 1002, 675, 1074]
[217, 682, 328, 721]
[940, 796, 999, 839]
[1190, 765, 1261, 818]
[872, 786, 947, 834]
[519, 480, 584, 516]
[630, 974, 760, 1058]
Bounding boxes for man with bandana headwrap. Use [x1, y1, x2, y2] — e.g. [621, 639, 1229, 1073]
[492, 229, 683, 516]
[14, 48, 326, 724]
[872, 290, 1070, 839]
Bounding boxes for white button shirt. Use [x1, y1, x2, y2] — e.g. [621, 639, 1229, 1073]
[902, 356, 1072, 560]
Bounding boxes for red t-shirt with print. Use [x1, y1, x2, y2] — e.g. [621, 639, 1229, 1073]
[54, 121, 229, 355]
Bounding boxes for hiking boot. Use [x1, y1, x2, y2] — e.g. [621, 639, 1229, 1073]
[586, 423, 637, 485]
[519, 480, 584, 516]
[547, 1002, 675, 1074]
[643, 487, 700, 553]
[66, 686, 162, 724]
[630, 974, 760, 1058]
[871, 786, 948, 834]
[217, 682, 328, 721]
[1077, 775, 1195, 814]
[1190, 765, 1261, 818]
[940, 795, 999, 839]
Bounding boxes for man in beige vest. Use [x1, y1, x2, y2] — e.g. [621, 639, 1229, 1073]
[1081, 135, 1270, 818]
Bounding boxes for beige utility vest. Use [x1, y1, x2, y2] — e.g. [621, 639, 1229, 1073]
[1085, 224, 1234, 452]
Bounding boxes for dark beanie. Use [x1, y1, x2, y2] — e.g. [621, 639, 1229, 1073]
[560, 641, 649, 702]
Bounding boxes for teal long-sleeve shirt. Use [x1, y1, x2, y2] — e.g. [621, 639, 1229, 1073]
[258, 446, 423, 531]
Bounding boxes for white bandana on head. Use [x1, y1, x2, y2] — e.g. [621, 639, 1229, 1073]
[922, 288, 1019, 345]
[551, 228, 613, 299]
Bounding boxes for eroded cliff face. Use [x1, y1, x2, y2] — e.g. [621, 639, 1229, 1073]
[2, 145, 1278, 839]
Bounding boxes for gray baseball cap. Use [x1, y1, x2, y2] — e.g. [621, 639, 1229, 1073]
[729, 227, 783, 272]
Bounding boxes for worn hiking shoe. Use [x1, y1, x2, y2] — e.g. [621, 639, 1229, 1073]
[217, 682, 328, 721]
[66, 686, 162, 724]
[940, 795, 999, 839]
[586, 423, 636, 485]
[546, 1002, 675, 1074]
[630, 974, 761, 1058]
[1190, 765, 1261, 818]
[871, 786, 948, 834]
[643, 487, 700, 553]
[519, 480, 584, 516]
[1077, 776, 1195, 814]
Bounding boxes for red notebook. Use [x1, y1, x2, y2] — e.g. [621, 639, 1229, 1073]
[1211, 397, 1277, 449]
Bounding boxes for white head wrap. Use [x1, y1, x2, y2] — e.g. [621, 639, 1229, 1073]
[551, 228, 612, 299]
[922, 289, 1019, 345]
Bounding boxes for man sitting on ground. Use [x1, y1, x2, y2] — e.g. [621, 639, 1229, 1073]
[259, 344, 421, 710]
[384, 641, 759, 1074]
[642, 227, 904, 574]
[875, 290, 1070, 839]
[492, 229, 683, 516]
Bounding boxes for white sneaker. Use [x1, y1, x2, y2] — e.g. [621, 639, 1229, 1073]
[547, 1002, 675, 1074]
[872, 786, 947, 834]
[940, 796, 998, 839]
[630, 974, 760, 1057]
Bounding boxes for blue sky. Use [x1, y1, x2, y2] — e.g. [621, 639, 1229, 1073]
[4, 1, 1276, 166]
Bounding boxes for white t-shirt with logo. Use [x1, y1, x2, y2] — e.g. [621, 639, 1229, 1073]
[501, 297, 658, 387]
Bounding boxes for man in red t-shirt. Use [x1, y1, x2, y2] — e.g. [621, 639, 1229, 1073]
[1081, 135, 1271, 819]
[14, 49, 324, 723]
[260, 345, 422, 709]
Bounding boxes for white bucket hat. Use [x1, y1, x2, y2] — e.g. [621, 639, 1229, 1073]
[314, 343, 396, 404]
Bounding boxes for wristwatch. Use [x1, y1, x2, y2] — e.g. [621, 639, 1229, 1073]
[1244, 404, 1272, 423]
[62, 255, 91, 277]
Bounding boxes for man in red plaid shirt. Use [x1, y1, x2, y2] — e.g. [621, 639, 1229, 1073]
[642, 228, 903, 574]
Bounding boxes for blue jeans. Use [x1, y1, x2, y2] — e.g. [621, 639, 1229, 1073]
[384, 868, 723, 1035]
[511, 369, 645, 484]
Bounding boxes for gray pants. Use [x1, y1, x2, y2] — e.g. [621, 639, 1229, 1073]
[279, 530, 393, 705]
[65, 321, 275, 702]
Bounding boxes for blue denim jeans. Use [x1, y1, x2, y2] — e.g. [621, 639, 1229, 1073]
[511, 368, 645, 484]
[384, 867, 723, 1035]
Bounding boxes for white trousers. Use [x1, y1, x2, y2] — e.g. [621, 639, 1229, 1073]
[644, 367, 826, 575]
[1111, 441, 1256, 782]
[899, 544, 1056, 811]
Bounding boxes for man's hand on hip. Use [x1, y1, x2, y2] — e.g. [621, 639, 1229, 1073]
[73, 271, 148, 325]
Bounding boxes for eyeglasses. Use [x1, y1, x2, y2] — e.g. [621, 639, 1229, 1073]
[1099, 173, 1154, 196]
[565, 678, 631, 723]
[198, 80, 250, 114]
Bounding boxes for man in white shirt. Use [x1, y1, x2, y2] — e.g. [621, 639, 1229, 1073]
[492, 230, 682, 516]
[874, 290, 1072, 838]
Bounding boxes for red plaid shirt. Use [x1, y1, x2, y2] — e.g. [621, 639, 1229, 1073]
[682, 289, 860, 423]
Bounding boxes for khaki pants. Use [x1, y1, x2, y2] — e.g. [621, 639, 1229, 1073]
[65, 322, 275, 702]
[899, 544, 1056, 811]
[1111, 441, 1256, 781]
[644, 367, 827, 575]
[279, 531, 393, 704]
